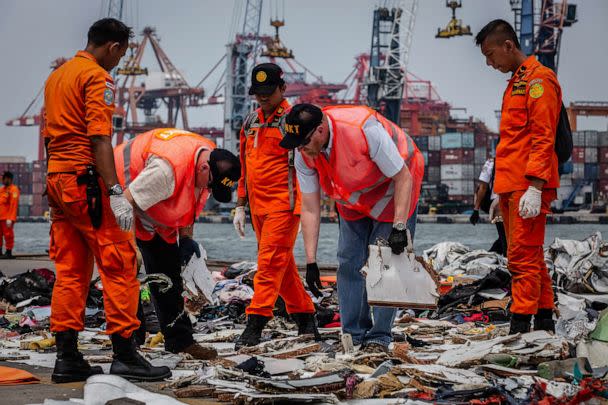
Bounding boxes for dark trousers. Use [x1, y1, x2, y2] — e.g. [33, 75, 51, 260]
[136, 234, 194, 353]
[489, 222, 508, 256]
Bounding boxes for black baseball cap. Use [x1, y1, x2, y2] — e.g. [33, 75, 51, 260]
[279, 103, 324, 149]
[208, 149, 241, 203]
[249, 63, 285, 95]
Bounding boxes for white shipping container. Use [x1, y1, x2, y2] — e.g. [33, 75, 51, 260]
[20, 194, 33, 206]
[442, 179, 475, 196]
[441, 164, 475, 180]
[0, 156, 26, 163]
[585, 148, 598, 163]
[585, 131, 599, 147]
[428, 136, 441, 151]
[144, 72, 183, 90]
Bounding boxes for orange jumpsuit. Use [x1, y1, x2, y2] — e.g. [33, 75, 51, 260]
[0, 184, 20, 250]
[495, 56, 561, 315]
[43, 51, 140, 337]
[238, 99, 314, 317]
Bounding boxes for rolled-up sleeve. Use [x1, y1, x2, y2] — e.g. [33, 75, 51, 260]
[295, 151, 320, 193]
[128, 156, 175, 211]
[84, 72, 114, 136]
[524, 72, 561, 182]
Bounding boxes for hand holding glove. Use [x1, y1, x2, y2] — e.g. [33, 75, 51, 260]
[233, 206, 246, 238]
[489, 197, 502, 223]
[5, 220, 12, 227]
[469, 210, 480, 225]
[306, 262, 324, 298]
[388, 226, 409, 255]
[518, 186, 542, 219]
[110, 194, 133, 231]
[179, 237, 202, 267]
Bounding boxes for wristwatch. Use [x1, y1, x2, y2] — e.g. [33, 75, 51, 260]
[108, 184, 124, 196]
[393, 222, 406, 231]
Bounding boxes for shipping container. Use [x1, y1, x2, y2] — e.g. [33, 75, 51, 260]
[585, 131, 599, 148]
[572, 131, 585, 147]
[585, 148, 598, 163]
[584, 163, 599, 180]
[560, 176, 573, 187]
[428, 135, 441, 151]
[442, 179, 475, 196]
[441, 132, 474, 149]
[32, 182, 45, 194]
[441, 149, 474, 164]
[18, 205, 30, 218]
[413, 136, 428, 151]
[474, 147, 487, 164]
[599, 179, 608, 194]
[440, 164, 475, 180]
[599, 147, 608, 163]
[19, 194, 33, 206]
[427, 151, 441, 166]
[599, 132, 608, 147]
[572, 147, 585, 163]
[599, 164, 608, 179]
[572, 163, 585, 179]
[427, 166, 441, 183]
[0, 156, 26, 164]
[474, 133, 488, 147]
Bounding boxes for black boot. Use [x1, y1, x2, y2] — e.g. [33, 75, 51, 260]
[110, 334, 171, 381]
[4, 249, 12, 259]
[534, 308, 555, 332]
[235, 314, 270, 350]
[291, 313, 321, 341]
[52, 330, 103, 383]
[509, 313, 532, 335]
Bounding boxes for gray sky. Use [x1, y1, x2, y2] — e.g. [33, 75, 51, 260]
[1, 0, 607, 161]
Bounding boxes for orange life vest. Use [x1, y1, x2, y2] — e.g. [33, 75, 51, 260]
[114, 128, 215, 243]
[302, 105, 423, 222]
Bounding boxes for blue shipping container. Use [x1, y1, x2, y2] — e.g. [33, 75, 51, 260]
[584, 163, 599, 179]
[441, 132, 474, 149]
[413, 136, 429, 151]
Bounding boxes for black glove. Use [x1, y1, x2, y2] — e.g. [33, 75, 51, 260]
[469, 209, 480, 225]
[388, 227, 408, 255]
[306, 262, 324, 298]
[179, 237, 201, 267]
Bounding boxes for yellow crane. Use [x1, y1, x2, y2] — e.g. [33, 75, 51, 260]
[436, 0, 472, 38]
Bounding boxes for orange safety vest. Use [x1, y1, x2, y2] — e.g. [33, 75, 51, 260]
[302, 105, 424, 222]
[114, 128, 215, 243]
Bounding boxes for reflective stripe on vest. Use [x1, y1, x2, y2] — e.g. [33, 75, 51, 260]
[370, 181, 395, 219]
[122, 139, 134, 185]
[344, 121, 416, 208]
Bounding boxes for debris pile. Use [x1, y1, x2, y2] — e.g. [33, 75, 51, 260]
[1, 233, 608, 404]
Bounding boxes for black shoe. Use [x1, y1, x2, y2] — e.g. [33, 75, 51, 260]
[52, 330, 104, 383]
[4, 249, 12, 259]
[509, 313, 532, 335]
[534, 308, 555, 333]
[291, 313, 321, 341]
[110, 334, 171, 382]
[235, 314, 270, 350]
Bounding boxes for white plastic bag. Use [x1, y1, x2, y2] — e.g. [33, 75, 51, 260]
[362, 235, 438, 308]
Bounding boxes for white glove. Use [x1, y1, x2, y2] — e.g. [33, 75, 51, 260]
[110, 194, 134, 231]
[489, 197, 503, 224]
[518, 186, 542, 219]
[5, 220, 12, 227]
[233, 206, 246, 238]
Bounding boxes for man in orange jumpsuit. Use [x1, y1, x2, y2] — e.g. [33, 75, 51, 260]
[476, 20, 561, 334]
[44, 18, 170, 383]
[0, 171, 20, 258]
[232, 63, 318, 348]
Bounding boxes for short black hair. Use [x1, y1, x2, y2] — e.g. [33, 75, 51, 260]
[2, 171, 13, 180]
[475, 19, 520, 49]
[87, 18, 133, 47]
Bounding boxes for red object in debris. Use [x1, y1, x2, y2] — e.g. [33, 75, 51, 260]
[320, 276, 336, 287]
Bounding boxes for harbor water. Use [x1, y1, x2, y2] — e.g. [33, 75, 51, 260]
[11, 222, 607, 265]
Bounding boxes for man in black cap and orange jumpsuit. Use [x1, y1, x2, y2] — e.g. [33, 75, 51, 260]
[232, 63, 319, 348]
